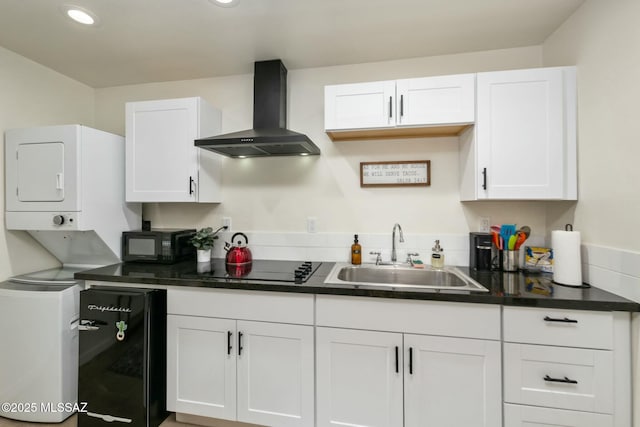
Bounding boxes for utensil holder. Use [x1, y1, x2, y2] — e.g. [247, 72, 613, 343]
[502, 250, 518, 272]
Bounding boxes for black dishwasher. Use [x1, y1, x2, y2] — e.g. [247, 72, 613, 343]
[78, 287, 167, 427]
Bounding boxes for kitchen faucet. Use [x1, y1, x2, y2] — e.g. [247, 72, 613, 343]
[391, 223, 404, 263]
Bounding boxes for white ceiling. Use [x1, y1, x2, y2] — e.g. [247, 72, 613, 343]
[0, 0, 584, 88]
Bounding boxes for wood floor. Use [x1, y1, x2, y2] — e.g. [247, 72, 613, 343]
[0, 413, 184, 427]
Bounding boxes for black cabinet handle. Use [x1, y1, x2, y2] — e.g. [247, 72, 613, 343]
[409, 347, 413, 375]
[227, 331, 232, 355]
[400, 94, 404, 117]
[395, 346, 399, 373]
[544, 375, 578, 385]
[189, 176, 195, 195]
[388, 96, 393, 119]
[238, 331, 243, 356]
[544, 316, 578, 324]
[482, 168, 487, 190]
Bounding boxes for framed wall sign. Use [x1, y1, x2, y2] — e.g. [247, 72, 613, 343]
[360, 160, 431, 187]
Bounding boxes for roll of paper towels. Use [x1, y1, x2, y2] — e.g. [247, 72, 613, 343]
[552, 226, 583, 287]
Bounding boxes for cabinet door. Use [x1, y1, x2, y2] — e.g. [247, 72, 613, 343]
[126, 98, 200, 202]
[236, 321, 314, 427]
[476, 67, 574, 199]
[167, 315, 236, 420]
[404, 334, 501, 427]
[504, 404, 613, 427]
[325, 81, 396, 130]
[396, 74, 475, 126]
[316, 327, 403, 427]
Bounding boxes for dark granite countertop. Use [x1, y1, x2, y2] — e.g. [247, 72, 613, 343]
[75, 259, 640, 312]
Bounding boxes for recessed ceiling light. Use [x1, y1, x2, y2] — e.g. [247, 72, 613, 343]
[208, 0, 240, 8]
[61, 5, 99, 25]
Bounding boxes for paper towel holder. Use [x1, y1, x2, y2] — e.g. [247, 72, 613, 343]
[552, 223, 591, 289]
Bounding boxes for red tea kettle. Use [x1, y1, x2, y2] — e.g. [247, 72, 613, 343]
[225, 232, 253, 277]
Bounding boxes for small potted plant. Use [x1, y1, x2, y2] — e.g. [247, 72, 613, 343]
[191, 226, 226, 262]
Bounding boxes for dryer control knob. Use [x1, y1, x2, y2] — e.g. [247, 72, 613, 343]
[53, 215, 65, 226]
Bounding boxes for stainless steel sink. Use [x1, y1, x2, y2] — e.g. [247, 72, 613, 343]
[324, 263, 488, 292]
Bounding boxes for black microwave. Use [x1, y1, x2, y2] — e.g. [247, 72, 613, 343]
[122, 229, 196, 264]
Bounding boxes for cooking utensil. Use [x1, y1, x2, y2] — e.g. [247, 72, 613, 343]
[500, 224, 516, 250]
[491, 231, 501, 250]
[491, 225, 503, 249]
[514, 231, 527, 250]
[518, 225, 531, 239]
[508, 234, 517, 251]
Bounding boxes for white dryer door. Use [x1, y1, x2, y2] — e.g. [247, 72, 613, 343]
[17, 142, 65, 202]
[5, 124, 80, 213]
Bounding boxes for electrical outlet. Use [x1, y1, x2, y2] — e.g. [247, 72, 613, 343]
[307, 217, 317, 233]
[479, 217, 490, 233]
[222, 217, 232, 231]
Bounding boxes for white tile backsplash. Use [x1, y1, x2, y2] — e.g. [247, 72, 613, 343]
[582, 244, 640, 302]
[212, 231, 485, 266]
[211, 231, 547, 268]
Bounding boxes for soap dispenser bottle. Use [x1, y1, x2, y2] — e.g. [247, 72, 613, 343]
[431, 240, 444, 269]
[351, 234, 362, 265]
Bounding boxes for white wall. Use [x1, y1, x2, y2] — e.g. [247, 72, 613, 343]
[543, 0, 640, 252]
[95, 47, 548, 249]
[542, 0, 640, 297]
[0, 46, 95, 279]
[541, 2, 640, 421]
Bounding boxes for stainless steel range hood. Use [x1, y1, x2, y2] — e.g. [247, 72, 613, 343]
[195, 60, 320, 158]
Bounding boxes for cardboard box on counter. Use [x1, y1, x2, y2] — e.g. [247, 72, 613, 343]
[524, 246, 554, 273]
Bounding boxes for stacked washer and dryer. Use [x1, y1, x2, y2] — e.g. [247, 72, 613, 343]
[0, 125, 141, 422]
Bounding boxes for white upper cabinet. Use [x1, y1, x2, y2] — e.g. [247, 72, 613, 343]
[125, 96, 222, 203]
[324, 80, 397, 131]
[325, 74, 475, 141]
[460, 66, 577, 200]
[395, 74, 475, 126]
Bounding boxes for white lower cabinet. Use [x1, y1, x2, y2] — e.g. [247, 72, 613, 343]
[167, 315, 236, 420]
[166, 289, 315, 427]
[404, 334, 501, 427]
[316, 328, 501, 427]
[236, 320, 314, 427]
[315, 296, 502, 427]
[168, 315, 314, 427]
[160, 287, 632, 427]
[316, 328, 403, 427]
[502, 306, 631, 427]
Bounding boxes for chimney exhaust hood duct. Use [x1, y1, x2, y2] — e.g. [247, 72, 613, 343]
[195, 59, 321, 158]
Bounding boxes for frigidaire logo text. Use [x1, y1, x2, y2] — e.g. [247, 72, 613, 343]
[87, 304, 132, 313]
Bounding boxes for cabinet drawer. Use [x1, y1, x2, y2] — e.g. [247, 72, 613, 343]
[167, 288, 314, 325]
[504, 404, 613, 427]
[316, 295, 500, 340]
[504, 343, 613, 413]
[503, 306, 613, 349]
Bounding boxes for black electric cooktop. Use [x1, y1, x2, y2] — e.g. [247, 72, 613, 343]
[194, 259, 323, 284]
